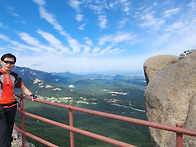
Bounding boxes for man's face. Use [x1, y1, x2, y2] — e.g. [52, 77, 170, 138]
[1, 57, 15, 72]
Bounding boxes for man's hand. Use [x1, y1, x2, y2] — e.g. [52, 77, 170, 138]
[30, 94, 37, 101]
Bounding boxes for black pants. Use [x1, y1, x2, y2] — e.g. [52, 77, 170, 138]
[0, 105, 17, 147]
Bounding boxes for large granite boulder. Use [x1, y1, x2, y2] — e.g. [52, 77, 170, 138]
[144, 51, 196, 147]
[183, 93, 196, 147]
[143, 55, 179, 84]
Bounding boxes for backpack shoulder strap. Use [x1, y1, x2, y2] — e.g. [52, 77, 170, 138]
[10, 72, 22, 88]
[0, 71, 3, 89]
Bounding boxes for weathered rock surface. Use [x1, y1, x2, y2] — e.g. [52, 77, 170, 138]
[11, 128, 35, 147]
[144, 51, 196, 147]
[143, 55, 179, 84]
[183, 93, 196, 147]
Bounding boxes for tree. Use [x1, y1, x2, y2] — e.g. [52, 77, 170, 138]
[179, 49, 195, 59]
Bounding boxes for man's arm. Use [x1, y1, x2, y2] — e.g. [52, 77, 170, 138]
[20, 85, 37, 100]
[20, 85, 32, 96]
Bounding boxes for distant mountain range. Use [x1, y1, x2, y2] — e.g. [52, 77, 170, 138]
[0, 64, 146, 105]
[8, 65, 145, 86]
[8, 65, 151, 147]
[10, 65, 146, 98]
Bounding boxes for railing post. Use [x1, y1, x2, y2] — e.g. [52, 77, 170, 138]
[20, 95, 25, 147]
[176, 123, 183, 147]
[69, 103, 74, 147]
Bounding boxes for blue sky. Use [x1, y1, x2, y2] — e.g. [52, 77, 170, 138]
[0, 0, 196, 74]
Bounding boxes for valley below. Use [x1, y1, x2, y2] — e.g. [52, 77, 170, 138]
[13, 66, 152, 147]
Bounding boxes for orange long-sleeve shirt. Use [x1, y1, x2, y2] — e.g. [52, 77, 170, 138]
[0, 68, 23, 107]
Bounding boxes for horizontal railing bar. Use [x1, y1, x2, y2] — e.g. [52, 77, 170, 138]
[14, 125, 58, 147]
[15, 94, 196, 137]
[17, 109, 136, 147]
[65, 106, 196, 136]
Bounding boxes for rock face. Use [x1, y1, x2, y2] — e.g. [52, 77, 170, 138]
[143, 55, 179, 84]
[143, 51, 196, 147]
[11, 128, 35, 147]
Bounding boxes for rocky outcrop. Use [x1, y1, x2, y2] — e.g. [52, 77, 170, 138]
[143, 51, 196, 147]
[11, 128, 35, 147]
[143, 55, 179, 84]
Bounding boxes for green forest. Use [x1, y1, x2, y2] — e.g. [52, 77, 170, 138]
[13, 66, 152, 147]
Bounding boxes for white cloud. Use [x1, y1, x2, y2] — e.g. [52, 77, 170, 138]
[109, 2, 115, 8]
[84, 37, 93, 46]
[7, 6, 20, 17]
[92, 47, 101, 54]
[37, 30, 71, 54]
[8, 40, 42, 53]
[68, 0, 131, 30]
[138, 2, 169, 31]
[107, 48, 120, 54]
[112, 48, 127, 54]
[78, 23, 86, 30]
[140, 12, 165, 30]
[18, 32, 41, 46]
[158, 23, 196, 55]
[12, 32, 55, 53]
[32, 0, 46, 6]
[69, 0, 82, 12]
[76, 14, 84, 22]
[98, 32, 135, 45]
[98, 46, 126, 55]
[37, 30, 61, 46]
[188, 1, 196, 11]
[112, 33, 135, 43]
[69, 0, 84, 22]
[33, 0, 82, 54]
[88, 3, 108, 29]
[66, 36, 81, 54]
[83, 46, 91, 54]
[39, 6, 64, 34]
[98, 15, 107, 29]
[153, 1, 196, 49]
[0, 33, 10, 41]
[89, 4, 102, 13]
[120, 0, 131, 15]
[0, 47, 7, 51]
[98, 35, 111, 45]
[119, 18, 128, 28]
[99, 46, 112, 54]
[152, 33, 196, 57]
[164, 22, 184, 32]
[12, 32, 66, 54]
[162, 8, 179, 18]
[33, 0, 67, 36]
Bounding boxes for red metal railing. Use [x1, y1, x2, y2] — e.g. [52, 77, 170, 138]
[14, 93, 196, 147]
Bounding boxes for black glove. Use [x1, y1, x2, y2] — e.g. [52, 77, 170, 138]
[30, 94, 37, 99]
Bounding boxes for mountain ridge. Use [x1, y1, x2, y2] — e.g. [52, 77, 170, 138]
[8, 65, 152, 146]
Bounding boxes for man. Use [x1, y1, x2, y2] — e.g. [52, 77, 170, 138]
[0, 53, 36, 147]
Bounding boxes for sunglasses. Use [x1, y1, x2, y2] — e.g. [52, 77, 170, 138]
[3, 60, 15, 65]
